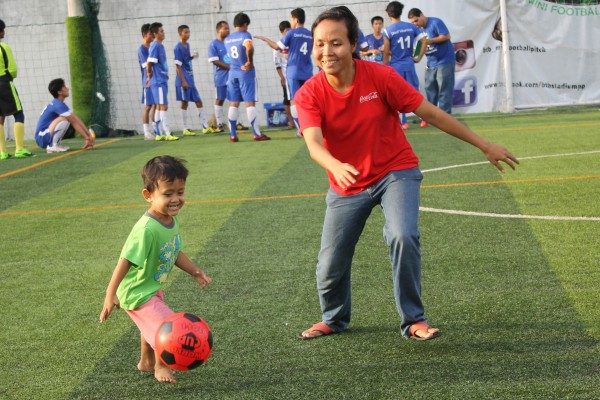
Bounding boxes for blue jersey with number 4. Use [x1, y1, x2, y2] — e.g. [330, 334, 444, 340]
[278, 27, 313, 80]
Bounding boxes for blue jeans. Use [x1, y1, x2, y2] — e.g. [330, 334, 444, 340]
[425, 62, 455, 114]
[316, 168, 427, 336]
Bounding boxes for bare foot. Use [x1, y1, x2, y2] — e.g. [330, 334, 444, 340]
[137, 360, 154, 373]
[154, 364, 176, 384]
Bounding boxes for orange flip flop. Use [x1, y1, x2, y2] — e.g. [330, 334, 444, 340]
[298, 322, 335, 340]
[409, 321, 441, 341]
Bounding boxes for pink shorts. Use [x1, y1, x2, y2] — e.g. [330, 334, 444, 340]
[125, 290, 174, 349]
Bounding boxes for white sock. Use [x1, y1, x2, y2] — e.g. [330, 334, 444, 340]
[291, 105, 300, 132]
[181, 108, 189, 130]
[215, 105, 224, 125]
[52, 120, 70, 146]
[247, 106, 261, 136]
[228, 106, 239, 133]
[159, 110, 171, 135]
[198, 107, 208, 129]
[154, 110, 161, 135]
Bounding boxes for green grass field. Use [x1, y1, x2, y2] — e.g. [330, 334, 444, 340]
[1, 107, 599, 399]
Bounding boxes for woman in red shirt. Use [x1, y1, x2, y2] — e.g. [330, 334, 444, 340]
[296, 6, 518, 340]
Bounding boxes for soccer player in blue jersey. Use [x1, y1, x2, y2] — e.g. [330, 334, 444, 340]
[208, 21, 230, 133]
[361, 16, 385, 63]
[139, 23, 156, 140]
[408, 7, 455, 119]
[35, 78, 95, 153]
[174, 25, 213, 136]
[147, 22, 178, 141]
[256, 8, 312, 137]
[383, 1, 427, 130]
[224, 12, 269, 142]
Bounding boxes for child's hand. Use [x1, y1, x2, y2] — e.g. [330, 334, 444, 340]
[194, 269, 212, 289]
[99, 294, 120, 322]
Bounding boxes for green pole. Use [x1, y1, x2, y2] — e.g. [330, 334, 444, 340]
[66, 0, 93, 125]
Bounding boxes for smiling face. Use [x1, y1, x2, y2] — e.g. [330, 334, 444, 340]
[143, 178, 186, 224]
[312, 19, 356, 76]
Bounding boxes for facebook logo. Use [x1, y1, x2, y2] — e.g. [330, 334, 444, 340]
[453, 76, 477, 107]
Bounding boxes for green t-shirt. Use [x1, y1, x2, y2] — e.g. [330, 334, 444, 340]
[117, 213, 184, 310]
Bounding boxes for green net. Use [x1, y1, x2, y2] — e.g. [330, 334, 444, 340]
[82, 0, 113, 137]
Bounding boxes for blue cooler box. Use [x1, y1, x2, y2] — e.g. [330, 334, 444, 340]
[264, 102, 290, 127]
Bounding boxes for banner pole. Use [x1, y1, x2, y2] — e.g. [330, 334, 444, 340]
[499, 0, 515, 112]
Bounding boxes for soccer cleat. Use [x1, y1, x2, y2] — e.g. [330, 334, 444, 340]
[420, 120, 428, 128]
[14, 149, 36, 158]
[201, 127, 215, 134]
[165, 134, 180, 141]
[401, 123, 410, 130]
[230, 135, 239, 142]
[236, 123, 249, 131]
[144, 132, 156, 141]
[295, 130, 303, 138]
[182, 129, 197, 136]
[213, 124, 226, 133]
[155, 134, 166, 141]
[253, 134, 271, 141]
[46, 145, 68, 153]
[0, 151, 10, 160]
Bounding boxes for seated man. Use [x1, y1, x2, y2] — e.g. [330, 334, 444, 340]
[35, 78, 95, 153]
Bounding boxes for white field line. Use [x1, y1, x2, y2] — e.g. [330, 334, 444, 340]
[421, 150, 600, 173]
[420, 150, 600, 221]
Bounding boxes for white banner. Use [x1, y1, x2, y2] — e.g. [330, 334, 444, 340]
[505, 0, 600, 109]
[406, 0, 599, 113]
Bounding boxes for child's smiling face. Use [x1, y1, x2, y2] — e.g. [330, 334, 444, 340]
[143, 178, 186, 223]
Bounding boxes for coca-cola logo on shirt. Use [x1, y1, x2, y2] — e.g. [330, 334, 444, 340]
[359, 91, 379, 103]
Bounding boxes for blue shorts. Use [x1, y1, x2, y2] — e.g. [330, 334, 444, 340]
[227, 76, 257, 103]
[397, 70, 419, 91]
[286, 78, 307, 100]
[150, 83, 168, 105]
[215, 85, 227, 101]
[35, 130, 52, 149]
[141, 87, 155, 105]
[175, 85, 202, 103]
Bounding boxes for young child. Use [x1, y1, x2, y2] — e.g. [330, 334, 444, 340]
[99, 155, 212, 384]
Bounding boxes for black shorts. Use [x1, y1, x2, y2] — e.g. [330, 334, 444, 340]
[0, 80, 22, 117]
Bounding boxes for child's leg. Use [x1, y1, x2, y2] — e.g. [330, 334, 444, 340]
[125, 290, 175, 383]
[154, 349, 176, 384]
[138, 333, 155, 372]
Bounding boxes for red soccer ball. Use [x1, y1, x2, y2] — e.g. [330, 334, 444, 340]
[155, 312, 213, 371]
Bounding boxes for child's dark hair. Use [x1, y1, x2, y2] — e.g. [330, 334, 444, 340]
[178, 24, 189, 34]
[48, 78, 65, 98]
[142, 156, 189, 192]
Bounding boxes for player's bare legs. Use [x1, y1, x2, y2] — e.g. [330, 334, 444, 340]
[137, 334, 155, 372]
[154, 351, 176, 384]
